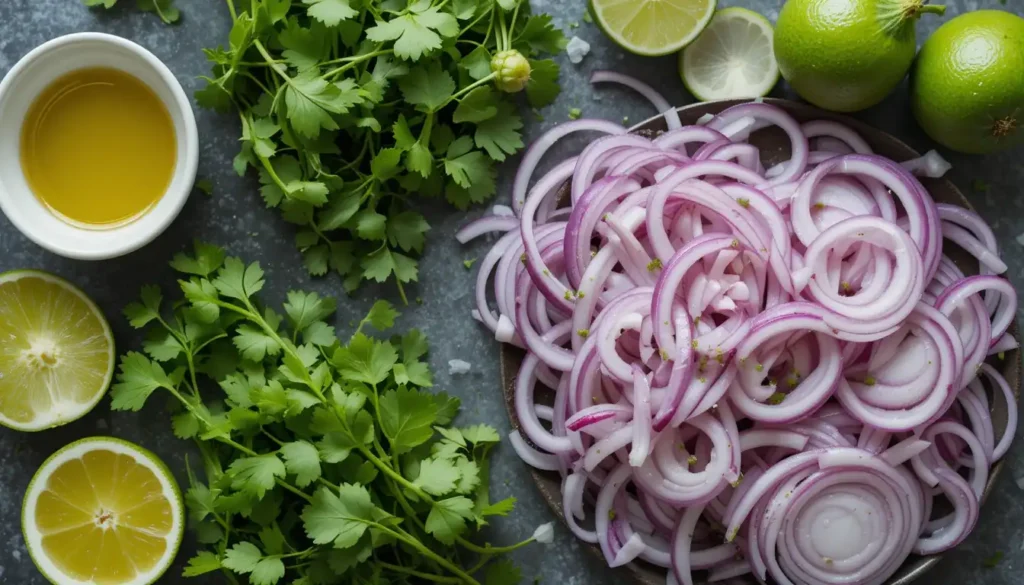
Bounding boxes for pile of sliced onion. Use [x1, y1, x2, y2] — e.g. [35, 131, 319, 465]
[458, 73, 1018, 585]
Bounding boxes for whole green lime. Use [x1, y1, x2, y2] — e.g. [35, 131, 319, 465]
[774, 0, 945, 112]
[911, 10, 1024, 154]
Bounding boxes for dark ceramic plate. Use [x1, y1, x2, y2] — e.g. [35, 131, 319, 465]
[499, 98, 1021, 585]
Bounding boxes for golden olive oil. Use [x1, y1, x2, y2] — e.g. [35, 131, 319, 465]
[20, 67, 176, 228]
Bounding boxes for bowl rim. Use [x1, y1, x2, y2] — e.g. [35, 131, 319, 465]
[0, 32, 199, 260]
[499, 97, 1022, 585]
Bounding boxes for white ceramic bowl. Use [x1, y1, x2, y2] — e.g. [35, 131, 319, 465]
[0, 32, 198, 260]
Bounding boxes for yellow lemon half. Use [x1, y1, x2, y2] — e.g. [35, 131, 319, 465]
[22, 437, 185, 585]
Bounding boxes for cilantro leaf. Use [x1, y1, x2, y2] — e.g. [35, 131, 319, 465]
[454, 86, 499, 123]
[365, 300, 400, 331]
[399, 63, 456, 112]
[475, 101, 523, 161]
[516, 14, 568, 54]
[362, 248, 419, 286]
[222, 542, 263, 574]
[444, 148, 497, 208]
[280, 441, 322, 487]
[183, 551, 221, 577]
[213, 257, 265, 301]
[386, 210, 430, 253]
[111, 352, 172, 411]
[526, 59, 562, 108]
[458, 47, 491, 83]
[414, 456, 460, 495]
[233, 325, 283, 361]
[285, 72, 363, 138]
[366, 5, 459, 61]
[122, 285, 163, 328]
[170, 241, 226, 277]
[228, 454, 286, 499]
[284, 291, 336, 332]
[425, 496, 475, 544]
[303, 321, 337, 346]
[379, 386, 437, 453]
[454, 457, 480, 494]
[303, 0, 357, 27]
[480, 496, 517, 517]
[461, 424, 501, 445]
[302, 485, 373, 548]
[485, 559, 523, 585]
[355, 209, 387, 240]
[332, 333, 398, 384]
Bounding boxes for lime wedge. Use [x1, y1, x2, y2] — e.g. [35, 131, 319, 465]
[590, 0, 717, 57]
[23, 437, 184, 585]
[680, 7, 779, 101]
[0, 270, 114, 431]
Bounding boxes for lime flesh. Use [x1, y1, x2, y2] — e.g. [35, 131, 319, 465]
[590, 0, 717, 56]
[23, 437, 184, 585]
[774, 0, 939, 112]
[0, 270, 114, 430]
[911, 10, 1024, 154]
[681, 7, 779, 101]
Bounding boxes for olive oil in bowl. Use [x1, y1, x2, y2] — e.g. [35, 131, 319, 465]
[20, 67, 176, 228]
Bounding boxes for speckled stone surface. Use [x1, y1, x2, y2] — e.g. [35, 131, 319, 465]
[0, 0, 1022, 583]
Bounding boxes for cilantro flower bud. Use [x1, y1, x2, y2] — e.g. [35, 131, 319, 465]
[531, 521, 555, 544]
[491, 50, 531, 93]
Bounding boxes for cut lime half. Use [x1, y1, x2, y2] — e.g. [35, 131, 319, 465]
[0, 270, 115, 431]
[590, 0, 717, 57]
[681, 7, 779, 101]
[23, 437, 184, 585]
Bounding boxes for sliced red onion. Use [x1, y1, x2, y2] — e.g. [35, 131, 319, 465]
[590, 70, 681, 131]
[458, 97, 1016, 585]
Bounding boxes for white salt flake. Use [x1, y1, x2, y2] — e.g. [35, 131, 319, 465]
[1016, 233, 1024, 247]
[696, 113, 715, 125]
[491, 204, 514, 217]
[1016, 475, 1024, 490]
[566, 36, 591, 64]
[448, 359, 471, 375]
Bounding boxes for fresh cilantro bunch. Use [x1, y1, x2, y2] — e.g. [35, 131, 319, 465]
[81, 0, 181, 24]
[112, 241, 548, 585]
[198, 0, 565, 300]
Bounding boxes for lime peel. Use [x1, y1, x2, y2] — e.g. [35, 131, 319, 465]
[0, 270, 115, 431]
[22, 437, 184, 585]
[590, 0, 717, 57]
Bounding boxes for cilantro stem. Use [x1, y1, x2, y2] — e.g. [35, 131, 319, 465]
[508, 1, 522, 40]
[379, 561, 462, 584]
[461, 6, 493, 37]
[224, 0, 236, 20]
[381, 526, 481, 585]
[456, 535, 538, 555]
[323, 49, 392, 78]
[164, 379, 314, 503]
[449, 73, 498, 104]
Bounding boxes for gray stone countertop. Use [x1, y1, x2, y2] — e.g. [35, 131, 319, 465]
[0, 0, 1023, 583]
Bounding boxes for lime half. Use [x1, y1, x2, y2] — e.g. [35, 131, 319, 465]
[681, 7, 779, 101]
[590, 0, 717, 57]
[23, 437, 184, 585]
[0, 270, 115, 431]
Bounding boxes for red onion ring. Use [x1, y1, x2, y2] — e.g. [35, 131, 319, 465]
[461, 93, 1017, 585]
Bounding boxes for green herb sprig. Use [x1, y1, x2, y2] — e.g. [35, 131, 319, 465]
[198, 0, 565, 301]
[82, 0, 181, 24]
[112, 241, 547, 585]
